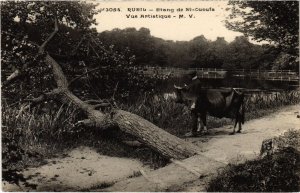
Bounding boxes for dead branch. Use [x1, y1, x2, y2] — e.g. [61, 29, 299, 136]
[68, 66, 101, 87]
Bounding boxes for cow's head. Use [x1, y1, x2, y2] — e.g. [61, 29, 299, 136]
[173, 84, 191, 104]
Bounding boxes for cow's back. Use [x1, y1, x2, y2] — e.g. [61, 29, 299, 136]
[197, 89, 242, 118]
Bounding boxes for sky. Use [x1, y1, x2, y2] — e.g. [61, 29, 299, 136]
[94, 1, 246, 43]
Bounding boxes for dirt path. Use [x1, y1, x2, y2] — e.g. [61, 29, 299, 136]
[190, 104, 300, 163]
[2, 105, 300, 192]
[104, 104, 300, 192]
[2, 146, 151, 191]
[180, 104, 300, 191]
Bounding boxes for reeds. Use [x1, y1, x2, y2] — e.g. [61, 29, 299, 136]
[2, 90, 299, 171]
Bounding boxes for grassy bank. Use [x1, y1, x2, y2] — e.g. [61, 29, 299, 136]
[122, 90, 300, 136]
[2, 90, 300, 183]
[207, 129, 300, 192]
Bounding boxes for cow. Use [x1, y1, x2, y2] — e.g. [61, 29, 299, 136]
[174, 78, 245, 137]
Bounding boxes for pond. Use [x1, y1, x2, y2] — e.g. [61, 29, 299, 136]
[155, 75, 299, 94]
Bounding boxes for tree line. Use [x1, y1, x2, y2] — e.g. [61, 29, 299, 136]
[1, 1, 298, 103]
[97, 27, 297, 71]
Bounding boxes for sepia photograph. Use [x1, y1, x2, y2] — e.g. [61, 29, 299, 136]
[1, 0, 300, 192]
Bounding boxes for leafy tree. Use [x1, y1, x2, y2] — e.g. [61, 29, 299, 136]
[273, 53, 299, 71]
[188, 35, 210, 68]
[225, 1, 299, 56]
[1, 1, 98, 100]
[209, 37, 229, 68]
[222, 36, 264, 69]
[1, 1, 155, 103]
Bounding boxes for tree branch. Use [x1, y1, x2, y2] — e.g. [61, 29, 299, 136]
[85, 99, 105, 104]
[74, 119, 95, 127]
[2, 60, 29, 87]
[39, 17, 58, 54]
[2, 17, 57, 88]
[93, 103, 110, 109]
[68, 66, 101, 87]
[23, 89, 61, 108]
[89, 42, 101, 59]
[71, 35, 85, 55]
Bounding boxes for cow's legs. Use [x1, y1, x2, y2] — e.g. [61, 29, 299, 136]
[230, 113, 238, 135]
[185, 109, 198, 137]
[200, 113, 208, 134]
[197, 115, 202, 132]
[232, 112, 242, 134]
[237, 113, 242, 133]
[231, 120, 237, 135]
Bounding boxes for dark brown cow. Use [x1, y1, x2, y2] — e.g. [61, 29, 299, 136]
[174, 78, 245, 137]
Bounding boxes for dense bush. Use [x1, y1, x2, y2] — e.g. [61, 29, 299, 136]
[208, 147, 300, 192]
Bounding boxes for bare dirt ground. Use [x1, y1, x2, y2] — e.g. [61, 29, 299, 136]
[103, 104, 300, 192]
[2, 104, 300, 192]
[2, 146, 151, 191]
[179, 104, 300, 191]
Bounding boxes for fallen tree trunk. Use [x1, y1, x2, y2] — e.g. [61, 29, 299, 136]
[46, 53, 199, 159]
[12, 17, 201, 160]
[111, 110, 199, 159]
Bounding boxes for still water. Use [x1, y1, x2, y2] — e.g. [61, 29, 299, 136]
[155, 76, 299, 93]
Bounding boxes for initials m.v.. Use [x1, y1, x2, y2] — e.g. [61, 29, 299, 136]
[174, 78, 245, 137]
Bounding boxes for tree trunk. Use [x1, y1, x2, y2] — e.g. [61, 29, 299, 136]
[111, 110, 199, 159]
[48, 54, 200, 159]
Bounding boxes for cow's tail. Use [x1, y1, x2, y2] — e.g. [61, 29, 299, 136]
[240, 95, 245, 124]
[234, 88, 245, 124]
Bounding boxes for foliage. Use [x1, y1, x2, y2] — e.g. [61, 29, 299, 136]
[98, 28, 281, 70]
[121, 91, 300, 137]
[208, 147, 300, 192]
[207, 130, 300, 192]
[222, 36, 265, 69]
[225, 1, 299, 54]
[1, 101, 169, 184]
[245, 90, 300, 120]
[99, 27, 168, 67]
[273, 52, 299, 71]
[1, 1, 156, 103]
[121, 94, 192, 136]
[225, 1, 299, 70]
[1, 1, 97, 100]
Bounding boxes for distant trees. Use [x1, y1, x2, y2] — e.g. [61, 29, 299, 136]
[98, 28, 280, 70]
[94, 1, 298, 71]
[223, 36, 264, 69]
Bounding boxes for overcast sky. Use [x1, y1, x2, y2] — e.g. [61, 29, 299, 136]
[94, 1, 246, 42]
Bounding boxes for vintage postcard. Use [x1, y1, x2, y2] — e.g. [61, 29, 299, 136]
[1, 0, 299, 192]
